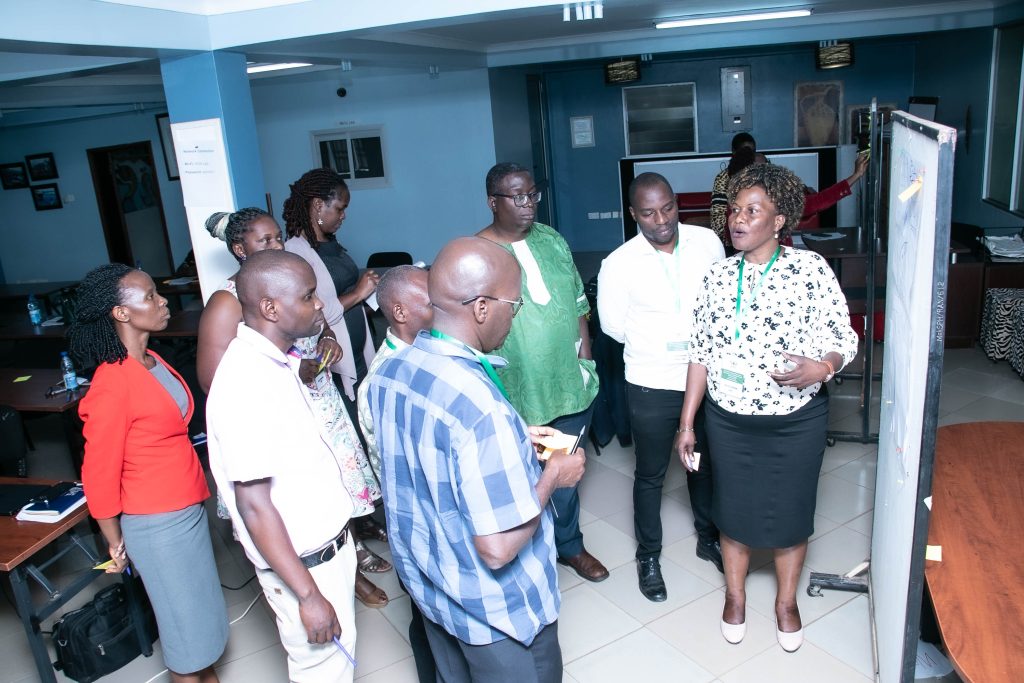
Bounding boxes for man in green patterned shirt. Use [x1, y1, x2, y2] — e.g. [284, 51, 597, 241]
[476, 162, 608, 583]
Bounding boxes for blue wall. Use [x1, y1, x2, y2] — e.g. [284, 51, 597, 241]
[914, 28, 1024, 229]
[251, 67, 497, 266]
[0, 110, 189, 283]
[537, 39, 917, 251]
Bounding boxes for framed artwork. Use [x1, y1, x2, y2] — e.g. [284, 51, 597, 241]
[847, 103, 898, 147]
[0, 162, 29, 190]
[794, 81, 843, 147]
[25, 152, 58, 181]
[155, 113, 179, 180]
[31, 183, 63, 211]
[570, 116, 595, 148]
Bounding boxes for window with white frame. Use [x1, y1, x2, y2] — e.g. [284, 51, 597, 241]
[311, 127, 388, 189]
[984, 23, 1024, 215]
[622, 83, 699, 156]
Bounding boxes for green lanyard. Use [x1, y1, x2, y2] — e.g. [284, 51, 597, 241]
[429, 329, 510, 400]
[384, 337, 397, 350]
[655, 237, 684, 314]
[734, 246, 781, 341]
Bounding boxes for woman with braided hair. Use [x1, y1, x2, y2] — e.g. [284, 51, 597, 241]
[70, 264, 228, 683]
[675, 163, 858, 653]
[281, 170, 392, 609]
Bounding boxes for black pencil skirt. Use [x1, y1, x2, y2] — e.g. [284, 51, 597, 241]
[705, 390, 829, 549]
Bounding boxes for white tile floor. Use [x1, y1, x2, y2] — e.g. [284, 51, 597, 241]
[2, 346, 1021, 683]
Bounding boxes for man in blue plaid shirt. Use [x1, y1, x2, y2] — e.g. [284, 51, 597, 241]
[367, 237, 585, 682]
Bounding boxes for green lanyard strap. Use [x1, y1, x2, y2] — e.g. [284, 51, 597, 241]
[384, 337, 397, 350]
[733, 246, 782, 341]
[429, 329, 510, 400]
[655, 238, 685, 314]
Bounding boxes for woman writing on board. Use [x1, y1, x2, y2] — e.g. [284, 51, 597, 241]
[676, 163, 858, 652]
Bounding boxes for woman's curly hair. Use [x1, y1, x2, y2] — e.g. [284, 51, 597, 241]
[727, 163, 805, 240]
[281, 168, 348, 248]
[67, 263, 134, 367]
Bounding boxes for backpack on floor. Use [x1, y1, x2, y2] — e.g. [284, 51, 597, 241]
[51, 578, 158, 682]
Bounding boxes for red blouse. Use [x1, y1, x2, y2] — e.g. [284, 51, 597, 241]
[79, 350, 209, 518]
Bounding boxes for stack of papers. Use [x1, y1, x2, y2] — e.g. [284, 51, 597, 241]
[983, 235, 1024, 261]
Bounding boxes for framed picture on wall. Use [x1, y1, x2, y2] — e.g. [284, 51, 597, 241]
[0, 162, 29, 189]
[25, 153, 58, 181]
[794, 81, 843, 147]
[155, 113, 180, 180]
[31, 183, 63, 211]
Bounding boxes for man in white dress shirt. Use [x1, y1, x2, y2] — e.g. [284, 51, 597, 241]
[207, 250, 358, 682]
[597, 172, 726, 602]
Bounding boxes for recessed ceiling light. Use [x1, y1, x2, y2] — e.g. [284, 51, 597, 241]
[655, 9, 812, 30]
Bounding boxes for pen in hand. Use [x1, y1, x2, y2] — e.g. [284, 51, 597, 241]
[333, 636, 357, 667]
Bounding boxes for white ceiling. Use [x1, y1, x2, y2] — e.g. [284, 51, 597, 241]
[0, 0, 1016, 116]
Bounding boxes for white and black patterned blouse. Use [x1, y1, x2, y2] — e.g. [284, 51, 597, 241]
[692, 247, 859, 416]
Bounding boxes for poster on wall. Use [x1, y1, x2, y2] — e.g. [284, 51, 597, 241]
[169, 117, 238, 303]
[794, 81, 843, 147]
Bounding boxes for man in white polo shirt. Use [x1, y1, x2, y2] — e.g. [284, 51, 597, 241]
[207, 250, 357, 682]
[597, 172, 726, 602]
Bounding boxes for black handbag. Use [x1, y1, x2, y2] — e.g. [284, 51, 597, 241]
[52, 578, 158, 682]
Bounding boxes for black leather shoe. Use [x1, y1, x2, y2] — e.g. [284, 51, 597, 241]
[696, 537, 724, 574]
[637, 557, 667, 602]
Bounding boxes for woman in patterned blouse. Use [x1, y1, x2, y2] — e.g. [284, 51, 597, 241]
[674, 163, 859, 653]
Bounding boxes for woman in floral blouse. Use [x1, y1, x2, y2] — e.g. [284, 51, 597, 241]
[675, 163, 858, 653]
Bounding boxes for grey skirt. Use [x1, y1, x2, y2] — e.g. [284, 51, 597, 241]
[122, 503, 228, 673]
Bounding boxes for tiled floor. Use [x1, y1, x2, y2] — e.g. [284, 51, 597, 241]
[2, 346, 1021, 682]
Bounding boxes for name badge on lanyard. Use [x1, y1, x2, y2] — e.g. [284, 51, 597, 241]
[719, 352, 746, 400]
[667, 339, 691, 363]
[311, 368, 332, 393]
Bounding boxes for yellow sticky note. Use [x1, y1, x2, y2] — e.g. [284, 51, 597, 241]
[898, 178, 924, 202]
[925, 545, 942, 562]
[13, 375, 31, 383]
[93, 559, 115, 571]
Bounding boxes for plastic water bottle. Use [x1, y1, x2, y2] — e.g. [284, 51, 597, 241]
[27, 294, 42, 326]
[60, 351, 79, 391]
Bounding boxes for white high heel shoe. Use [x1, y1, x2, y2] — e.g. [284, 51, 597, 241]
[721, 619, 747, 644]
[776, 626, 804, 652]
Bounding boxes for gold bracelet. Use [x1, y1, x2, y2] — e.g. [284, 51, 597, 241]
[821, 359, 835, 382]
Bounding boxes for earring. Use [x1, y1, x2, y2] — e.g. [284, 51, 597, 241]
[239, 254, 246, 262]
[317, 216, 323, 227]
[774, 232, 779, 239]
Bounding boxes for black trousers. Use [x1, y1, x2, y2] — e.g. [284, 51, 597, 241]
[627, 382, 717, 560]
[423, 618, 562, 683]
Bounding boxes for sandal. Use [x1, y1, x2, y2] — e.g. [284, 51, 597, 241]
[355, 516, 389, 543]
[356, 539, 392, 573]
[355, 573, 388, 609]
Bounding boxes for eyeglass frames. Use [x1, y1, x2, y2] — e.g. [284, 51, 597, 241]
[491, 190, 543, 207]
[461, 295, 525, 318]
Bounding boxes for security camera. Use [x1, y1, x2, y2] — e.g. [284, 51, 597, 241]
[336, 87, 347, 98]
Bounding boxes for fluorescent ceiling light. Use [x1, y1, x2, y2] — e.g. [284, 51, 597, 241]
[655, 9, 812, 30]
[246, 62, 312, 74]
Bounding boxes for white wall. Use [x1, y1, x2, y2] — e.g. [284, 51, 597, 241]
[252, 67, 498, 266]
[0, 111, 190, 282]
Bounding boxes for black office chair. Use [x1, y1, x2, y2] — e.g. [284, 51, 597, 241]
[0, 405, 29, 477]
[366, 251, 413, 268]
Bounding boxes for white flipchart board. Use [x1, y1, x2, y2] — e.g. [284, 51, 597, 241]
[871, 113, 956, 682]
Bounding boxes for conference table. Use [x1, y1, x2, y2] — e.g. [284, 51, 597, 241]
[0, 477, 153, 683]
[925, 421, 1024, 682]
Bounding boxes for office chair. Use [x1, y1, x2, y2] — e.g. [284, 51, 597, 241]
[366, 251, 413, 268]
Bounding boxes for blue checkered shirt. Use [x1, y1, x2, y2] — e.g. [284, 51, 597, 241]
[366, 331, 559, 646]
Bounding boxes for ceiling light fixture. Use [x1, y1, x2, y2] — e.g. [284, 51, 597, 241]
[655, 8, 811, 30]
[246, 62, 313, 74]
[564, 2, 603, 22]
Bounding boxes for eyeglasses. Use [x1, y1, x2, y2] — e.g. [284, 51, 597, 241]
[491, 190, 543, 207]
[461, 295, 525, 318]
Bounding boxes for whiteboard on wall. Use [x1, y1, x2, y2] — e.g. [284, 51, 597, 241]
[871, 112, 955, 683]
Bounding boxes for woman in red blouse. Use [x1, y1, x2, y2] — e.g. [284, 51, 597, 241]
[70, 264, 227, 683]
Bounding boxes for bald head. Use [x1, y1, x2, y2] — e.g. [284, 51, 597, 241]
[429, 237, 519, 309]
[429, 237, 521, 352]
[236, 250, 324, 348]
[628, 172, 673, 208]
